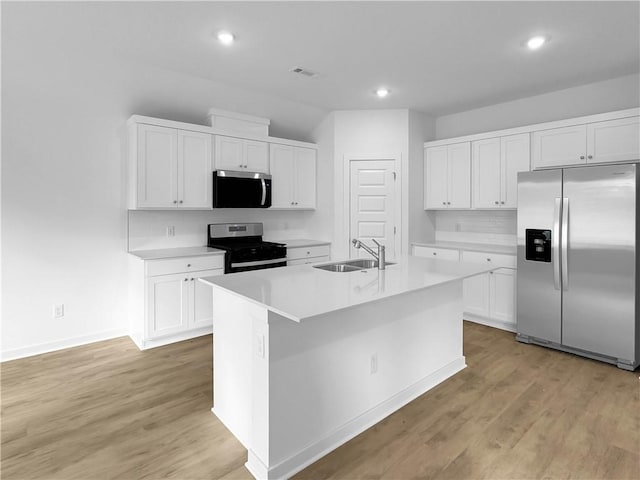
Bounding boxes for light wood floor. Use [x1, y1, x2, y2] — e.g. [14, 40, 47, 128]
[2, 322, 638, 479]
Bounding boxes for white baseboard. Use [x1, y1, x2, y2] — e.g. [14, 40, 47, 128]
[464, 313, 516, 333]
[132, 326, 213, 350]
[251, 356, 466, 480]
[1, 328, 129, 362]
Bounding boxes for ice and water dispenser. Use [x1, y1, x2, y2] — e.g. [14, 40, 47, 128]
[525, 229, 552, 262]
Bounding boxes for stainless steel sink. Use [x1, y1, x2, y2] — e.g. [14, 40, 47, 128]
[313, 259, 396, 272]
[344, 259, 396, 269]
[314, 263, 363, 273]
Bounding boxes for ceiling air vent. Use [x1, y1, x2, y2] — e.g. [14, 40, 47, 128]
[290, 66, 319, 78]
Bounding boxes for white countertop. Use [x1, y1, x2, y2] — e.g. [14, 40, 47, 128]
[412, 241, 516, 256]
[200, 255, 491, 322]
[272, 239, 331, 248]
[128, 246, 225, 260]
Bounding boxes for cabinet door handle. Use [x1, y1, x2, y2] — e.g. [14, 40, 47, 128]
[184, 278, 188, 282]
[494, 201, 499, 205]
[587, 155, 593, 159]
[447, 202, 451, 205]
[179, 200, 183, 204]
[173, 200, 177, 204]
[486, 258, 491, 262]
[500, 201, 505, 205]
[187, 264, 191, 267]
[190, 278, 194, 281]
[432, 252, 437, 256]
[442, 202, 446, 205]
[580, 155, 585, 160]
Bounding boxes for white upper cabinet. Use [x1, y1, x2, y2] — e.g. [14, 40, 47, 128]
[587, 117, 640, 164]
[270, 144, 316, 209]
[214, 135, 269, 173]
[177, 130, 213, 208]
[424, 142, 470, 209]
[532, 115, 639, 169]
[472, 133, 530, 209]
[531, 124, 587, 169]
[132, 124, 212, 209]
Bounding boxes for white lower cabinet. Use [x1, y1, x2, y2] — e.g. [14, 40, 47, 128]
[130, 254, 224, 349]
[412, 244, 517, 332]
[287, 244, 331, 266]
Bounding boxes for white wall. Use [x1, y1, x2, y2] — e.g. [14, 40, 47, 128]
[408, 110, 436, 247]
[330, 110, 410, 260]
[436, 73, 640, 139]
[1, 3, 327, 360]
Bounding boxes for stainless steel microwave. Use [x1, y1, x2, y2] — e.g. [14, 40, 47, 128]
[212, 170, 272, 208]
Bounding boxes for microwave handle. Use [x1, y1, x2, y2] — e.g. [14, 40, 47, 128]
[260, 179, 267, 206]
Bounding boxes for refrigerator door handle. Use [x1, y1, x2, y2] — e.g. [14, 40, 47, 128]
[561, 197, 569, 291]
[553, 198, 561, 290]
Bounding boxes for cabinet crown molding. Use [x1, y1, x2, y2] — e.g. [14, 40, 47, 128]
[424, 107, 640, 148]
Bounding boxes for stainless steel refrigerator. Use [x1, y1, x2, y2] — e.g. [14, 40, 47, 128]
[516, 163, 639, 370]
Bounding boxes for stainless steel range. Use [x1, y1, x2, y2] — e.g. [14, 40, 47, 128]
[207, 223, 287, 274]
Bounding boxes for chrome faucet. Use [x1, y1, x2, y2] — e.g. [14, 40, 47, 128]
[352, 238, 386, 270]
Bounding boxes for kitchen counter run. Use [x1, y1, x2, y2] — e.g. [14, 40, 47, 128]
[128, 246, 225, 260]
[200, 254, 491, 322]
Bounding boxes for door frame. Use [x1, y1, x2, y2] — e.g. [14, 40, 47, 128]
[343, 154, 402, 259]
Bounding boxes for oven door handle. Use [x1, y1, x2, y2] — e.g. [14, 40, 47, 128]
[230, 258, 286, 268]
[260, 179, 267, 206]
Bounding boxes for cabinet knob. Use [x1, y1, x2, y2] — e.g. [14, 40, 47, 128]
[588, 155, 593, 159]
[447, 202, 451, 205]
[184, 278, 188, 282]
[307, 251, 311, 255]
[190, 278, 194, 281]
[495, 201, 499, 205]
[487, 258, 491, 262]
[433, 252, 437, 256]
[173, 200, 177, 204]
[187, 264, 191, 267]
[179, 200, 183, 204]
[580, 155, 585, 160]
[442, 202, 446, 205]
[500, 201, 505, 205]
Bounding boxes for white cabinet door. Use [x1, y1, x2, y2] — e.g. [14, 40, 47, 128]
[294, 147, 316, 209]
[137, 124, 178, 208]
[448, 142, 471, 208]
[270, 144, 295, 208]
[531, 125, 587, 169]
[424, 146, 448, 208]
[147, 273, 189, 339]
[472, 138, 501, 209]
[490, 269, 516, 326]
[463, 273, 490, 318]
[587, 117, 640, 164]
[190, 269, 224, 329]
[244, 140, 269, 173]
[177, 130, 212, 209]
[215, 136, 244, 170]
[501, 133, 530, 208]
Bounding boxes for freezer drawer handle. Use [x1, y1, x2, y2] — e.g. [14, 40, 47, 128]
[553, 198, 561, 290]
[561, 198, 569, 291]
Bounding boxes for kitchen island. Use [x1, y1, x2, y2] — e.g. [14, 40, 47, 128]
[200, 255, 491, 480]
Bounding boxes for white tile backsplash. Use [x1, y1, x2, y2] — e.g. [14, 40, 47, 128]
[128, 209, 317, 251]
[434, 210, 516, 246]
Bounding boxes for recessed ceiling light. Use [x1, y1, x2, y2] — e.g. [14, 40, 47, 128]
[375, 88, 390, 98]
[217, 31, 235, 46]
[527, 35, 548, 50]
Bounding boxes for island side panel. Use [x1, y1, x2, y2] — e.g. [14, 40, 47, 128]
[264, 281, 465, 479]
[211, 287, 269, 450]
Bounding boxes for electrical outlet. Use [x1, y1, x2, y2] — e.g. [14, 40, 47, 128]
[166, 226, 175, 237]
[53, 304, 64, 318]
[370, 353, 378, 374]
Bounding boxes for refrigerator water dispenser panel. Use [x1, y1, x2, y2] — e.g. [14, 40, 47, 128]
[525, 229, 552, 262]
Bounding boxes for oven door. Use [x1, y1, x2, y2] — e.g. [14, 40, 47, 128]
[228, 258, 287, 273]
[213, 171, 272, 208]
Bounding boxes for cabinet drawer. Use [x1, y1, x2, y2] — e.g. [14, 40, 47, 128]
[287, 256, 330, 266]
[146, 255, 225, 277]
[412, 245, 460, 261]
[461, 251, 516, 269]
[287, 245, 330, 261]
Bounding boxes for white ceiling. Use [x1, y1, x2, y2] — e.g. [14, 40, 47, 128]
[6, 1, 640, 117]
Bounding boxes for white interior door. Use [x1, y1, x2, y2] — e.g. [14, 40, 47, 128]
[349, 160, 397, 261]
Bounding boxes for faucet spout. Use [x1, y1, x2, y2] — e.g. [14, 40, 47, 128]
[351, 238, 386, 270]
